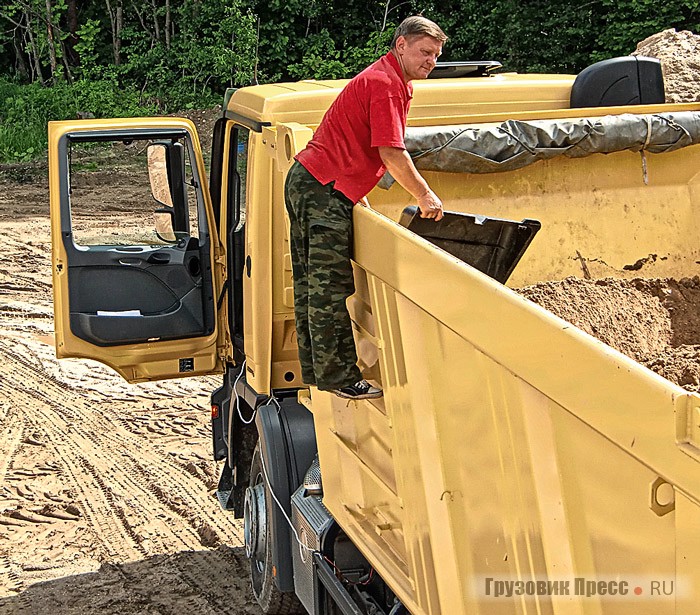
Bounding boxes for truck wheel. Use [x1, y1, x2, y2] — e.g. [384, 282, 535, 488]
[244, 443, 303, 614]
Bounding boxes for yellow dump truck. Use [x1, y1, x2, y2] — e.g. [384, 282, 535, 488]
[49, 56, 700, 614]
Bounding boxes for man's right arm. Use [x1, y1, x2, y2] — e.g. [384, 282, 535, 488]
[378, 146, 444, 220]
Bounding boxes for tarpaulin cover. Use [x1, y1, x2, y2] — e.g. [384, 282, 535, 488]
[379, 112, 700, 188]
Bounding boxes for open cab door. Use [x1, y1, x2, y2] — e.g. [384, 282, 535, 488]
[49, 118, 228, 382]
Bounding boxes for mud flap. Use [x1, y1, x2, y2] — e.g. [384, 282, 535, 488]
[255, 398, 317, 592]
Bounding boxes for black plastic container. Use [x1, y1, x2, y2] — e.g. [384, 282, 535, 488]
[399, 206, 541, 283]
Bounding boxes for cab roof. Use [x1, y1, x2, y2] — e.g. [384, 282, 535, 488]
[225, 73, 580, 129]
[226, 67, 700, 130]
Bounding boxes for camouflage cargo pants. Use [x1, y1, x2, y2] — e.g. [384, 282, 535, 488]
[284, 161, 363, 390]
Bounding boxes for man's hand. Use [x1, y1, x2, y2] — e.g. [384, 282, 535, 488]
[378, 146, 444, 223]
[417, 188, 443, 221]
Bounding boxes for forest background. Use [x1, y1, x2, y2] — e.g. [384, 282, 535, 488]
[0, 0, 698, 163]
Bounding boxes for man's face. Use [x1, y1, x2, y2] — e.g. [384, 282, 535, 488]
[395, 34, 443, 82]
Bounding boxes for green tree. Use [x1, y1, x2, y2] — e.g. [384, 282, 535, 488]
[422, 0, 604, 73]
[116, 0, 256, 107]
[249, 0, 416, 81]
[594, 0, 699, 60]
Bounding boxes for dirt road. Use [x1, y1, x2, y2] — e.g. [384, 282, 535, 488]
[0, 171, 260, 613]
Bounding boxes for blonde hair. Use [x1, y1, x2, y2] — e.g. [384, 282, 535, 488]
[391, 16, 448, 48]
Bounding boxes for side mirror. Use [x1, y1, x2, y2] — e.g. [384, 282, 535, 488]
[147, 141, 189, 240]
[147, 144, 178, 243]
[154, 206, 177, 243]
[147, 144, 174, 207]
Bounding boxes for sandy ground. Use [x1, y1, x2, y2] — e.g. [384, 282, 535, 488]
[0, 161, 261, 613]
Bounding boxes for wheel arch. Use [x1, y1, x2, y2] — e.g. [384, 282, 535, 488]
[255, 396, 317, 593]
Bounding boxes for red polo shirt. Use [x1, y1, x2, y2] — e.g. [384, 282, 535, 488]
[296, 52, 413, 204]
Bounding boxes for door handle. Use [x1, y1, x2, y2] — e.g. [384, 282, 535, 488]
[148, 252, 171, 265]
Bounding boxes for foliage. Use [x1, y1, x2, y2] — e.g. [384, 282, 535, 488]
[287, 27, 395, 80]
[421, 0, 698, 72]
[115, 0, 257, 109]
[287, 30, 347, 80]
[249, 0, 411, 81]
[0, 77, 156, 162]
[1, 0, 698, 87]
[421, 0, 599, 73]
[73, 19, 102, 77]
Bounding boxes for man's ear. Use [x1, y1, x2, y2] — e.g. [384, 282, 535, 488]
[395, 35, 406, 53]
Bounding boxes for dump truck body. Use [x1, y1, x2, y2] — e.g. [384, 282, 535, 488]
[314, 175, 700, 615]
[48, 59, 700, 614]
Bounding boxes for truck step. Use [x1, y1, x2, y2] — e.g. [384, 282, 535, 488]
[215, 488, 235, 511]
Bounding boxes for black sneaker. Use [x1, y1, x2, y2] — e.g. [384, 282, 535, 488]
[333, 379, 383, 400]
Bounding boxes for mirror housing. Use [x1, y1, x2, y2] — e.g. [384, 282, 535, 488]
[147, 141, 189, 234]
[147, 144, 174, 207]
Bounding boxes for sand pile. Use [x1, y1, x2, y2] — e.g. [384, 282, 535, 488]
[520, 276, 700, 392]
[633, 28, 700, 103]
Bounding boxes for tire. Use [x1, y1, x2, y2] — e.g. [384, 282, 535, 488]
[244, 443, 304, 614]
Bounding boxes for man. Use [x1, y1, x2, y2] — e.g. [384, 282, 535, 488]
[284, 15, 447, 400]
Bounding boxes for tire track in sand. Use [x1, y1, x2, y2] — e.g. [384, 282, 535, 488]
[0, 217, 253, 611]
[5, 336, 240, 539]
[0, 345, 250, 613]
[0, 403, 25, 488]
[0, 370, 144, 562]
[0, 361, 192, 559]
[0, 337, 242, 558]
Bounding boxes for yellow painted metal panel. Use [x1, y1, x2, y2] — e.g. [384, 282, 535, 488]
[311, 199, 700, 614]
[675, 492, 700, 614]
[242, 133, 274, 394]
[228, 73, 576, 129]
[268, 123, 313, 389]
[228, 72, 699, 131]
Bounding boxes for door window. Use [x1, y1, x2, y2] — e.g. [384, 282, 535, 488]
[68, 136, 200, 247]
